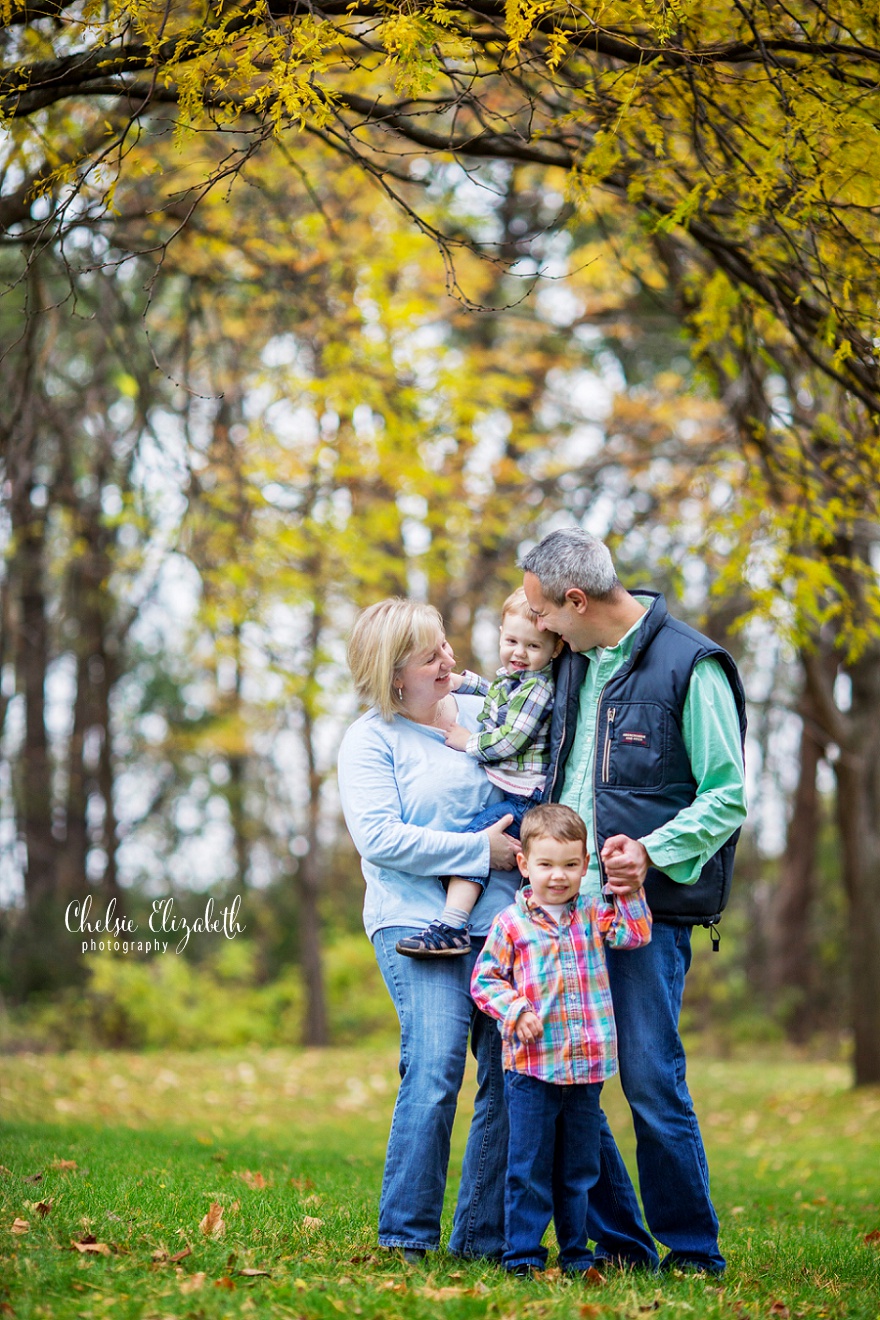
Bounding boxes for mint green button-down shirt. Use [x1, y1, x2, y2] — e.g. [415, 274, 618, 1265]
[559, 600, 747, 898]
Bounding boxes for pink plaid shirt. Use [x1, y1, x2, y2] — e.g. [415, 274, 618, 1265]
[470, 887, 652, 1084]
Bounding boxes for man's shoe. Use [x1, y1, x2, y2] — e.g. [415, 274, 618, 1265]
[659, 1254, 724, 1277]
[594, 1253, 657, 1273]
[505, 1263, 537, 1277]
[395, 921, 471, 958]
[401, 1248, 427, 1264]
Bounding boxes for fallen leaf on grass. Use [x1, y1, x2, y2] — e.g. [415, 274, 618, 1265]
[301, 1215, 323, 1231]
[72, 1238, 111, 1256]
[348, 1254, 380, 1265]
[34, 1200, 53, 1218]
[864, 1230, 880, 1244]
[22, 1174, 42, 1185]
[0, 1167, 13, 1178]
[0, 1303, 15, 1316]
[579, 1308, 603, 1319]
[235, 1171, 268, 1190]
[290, 1176, 316, 1192]
[420, 1285, 490, 1300]
[214, 1276, 236, 1291]
[178, 1272, 206, 1294]
[51, 1161, 77, 1172]
[10, 1219, 29, 1235]
[378, 1281, 408, 1294]
[155, 1245, 192, 1264]
[239, 1268, 271, 1277]
[769, 1305, 790, 1318]
[199, 1203, 225, 1238]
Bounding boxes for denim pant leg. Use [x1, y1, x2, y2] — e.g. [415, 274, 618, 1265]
[590, 924, 724, 1273]
[449, 983, 508, 1260]
[502, 1072, 559, 1269]
[455, 791, 537, 891]
[551, 1083, 602, 1271]
[373, 928, 506, 1255]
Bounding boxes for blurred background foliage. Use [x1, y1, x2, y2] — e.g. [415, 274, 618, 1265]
[2, 3, 879, 1077]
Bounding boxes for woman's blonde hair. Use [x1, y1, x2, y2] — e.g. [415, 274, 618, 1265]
[348, 598, 445, 720]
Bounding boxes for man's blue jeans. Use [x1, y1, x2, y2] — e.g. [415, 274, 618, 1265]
[503, 1072, 601, 1272]
[372, 927, 508, 1257]
[586, 922, 725, 1274]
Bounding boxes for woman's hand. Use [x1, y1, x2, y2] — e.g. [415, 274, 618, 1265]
[486, 815, 518, 869]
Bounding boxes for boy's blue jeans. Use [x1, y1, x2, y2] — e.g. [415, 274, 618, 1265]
[454, 789, 543, 892]
[503, 1071, 602, 1272]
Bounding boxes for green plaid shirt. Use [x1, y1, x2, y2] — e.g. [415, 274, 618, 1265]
[458, 664, 555, 781]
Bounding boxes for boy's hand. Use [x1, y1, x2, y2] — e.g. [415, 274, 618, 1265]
[515, 1010, 543, 1043]
[444, 723, 472, 751]
[448, 672, 463, 691]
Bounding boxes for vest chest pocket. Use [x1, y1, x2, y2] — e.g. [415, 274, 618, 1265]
[601, 702, 666, 789]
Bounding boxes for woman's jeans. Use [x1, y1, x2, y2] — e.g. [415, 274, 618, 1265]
[503, 1072, 601, 1272]
[586, 922, 725, 1274]
[373, 927, 508, 1257]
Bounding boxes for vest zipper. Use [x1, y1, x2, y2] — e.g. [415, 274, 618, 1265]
[549, 670, 568, 799]
[601, 706, 616, 782]
[593, 691, 614, 885]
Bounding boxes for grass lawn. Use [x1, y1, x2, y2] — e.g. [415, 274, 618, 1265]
[1, 1045, 879, 1318]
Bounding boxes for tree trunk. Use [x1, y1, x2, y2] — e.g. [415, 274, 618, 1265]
[15, 508, 55, 913]
[767, 708, 824, 1039]
[296, 607, 329, 1047]
[834, 643, 880, 1084]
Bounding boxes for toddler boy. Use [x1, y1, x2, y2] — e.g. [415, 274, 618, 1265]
[470, 802, 652, 1276]
[395, 588, 562, 958]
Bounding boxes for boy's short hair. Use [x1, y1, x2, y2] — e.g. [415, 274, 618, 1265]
[519, 803, 588, 854]
[501, 587, 562, 644]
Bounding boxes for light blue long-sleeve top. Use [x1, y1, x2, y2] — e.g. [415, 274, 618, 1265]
[338, 693, 521, 939]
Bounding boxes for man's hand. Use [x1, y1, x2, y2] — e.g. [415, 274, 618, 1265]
[601, 835, 650, 894]
[486, 815, 517, 869]
[515, 1009, 543, 1043]
[444, 723, 472, 750]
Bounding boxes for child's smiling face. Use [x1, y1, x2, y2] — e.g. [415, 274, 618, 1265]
[498, 611, 561, 675]
[517, 833, 588, 906]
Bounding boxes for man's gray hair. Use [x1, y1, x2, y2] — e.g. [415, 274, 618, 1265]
[521, 528, 620, 604]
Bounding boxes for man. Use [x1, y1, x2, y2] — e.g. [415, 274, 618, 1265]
[521, 528, 747, 1275]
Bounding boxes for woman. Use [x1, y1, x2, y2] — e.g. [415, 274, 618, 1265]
[337, 598, 520, 1261]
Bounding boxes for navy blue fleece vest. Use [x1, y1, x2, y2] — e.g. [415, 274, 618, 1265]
[546, 593, 747, 925]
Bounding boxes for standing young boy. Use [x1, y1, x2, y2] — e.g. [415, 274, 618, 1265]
[396, 588, 562, 959]
[470, 803, 652, 1276]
